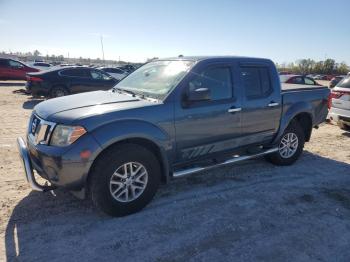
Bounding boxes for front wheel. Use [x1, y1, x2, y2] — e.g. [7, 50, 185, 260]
[266, 120, 305, 166]
[89, 144, 161, 216]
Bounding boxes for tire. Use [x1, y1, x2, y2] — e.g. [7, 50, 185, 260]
[265, 120, 305, 166]
[89, 143, 161, 216]
[50, 86, 69, 98]
[338, 122, 350, 131]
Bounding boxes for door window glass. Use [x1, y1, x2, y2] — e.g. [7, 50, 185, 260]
[241, 67, 273, 99]
[189, 67, 233, 100]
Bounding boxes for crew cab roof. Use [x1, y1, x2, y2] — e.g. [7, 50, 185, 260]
[158, 56, 273, 64]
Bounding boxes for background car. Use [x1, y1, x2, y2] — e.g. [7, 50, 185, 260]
[99, 67, 128, 80]
[0, 58, 39, 80]
[26, 66, 118, 98]
[119, 64, 136, 73]
[30, 62, 52, 71]
[328, 76, 350, 130]
[280, 74, 319, 85]
[329, 76, 344, 88]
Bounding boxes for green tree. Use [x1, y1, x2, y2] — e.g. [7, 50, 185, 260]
[323, 59, 335, 74]
[33, 50, 41, 57]
[336, 62, 349, 75]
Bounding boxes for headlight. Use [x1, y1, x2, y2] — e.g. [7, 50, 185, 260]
[50, 125, 86, 147]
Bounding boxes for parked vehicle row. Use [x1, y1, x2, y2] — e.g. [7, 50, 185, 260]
[0, 58, 39, 80]
[26, 67, 118, 98]
[280, 74, 319, 85]
[329, 75, 350, 130]
[0, 57, 137, 83]
[17, 56, 330, 216]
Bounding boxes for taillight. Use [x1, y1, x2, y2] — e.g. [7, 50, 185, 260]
[328, 91, 350, 109]
[27, 76, 43, 82]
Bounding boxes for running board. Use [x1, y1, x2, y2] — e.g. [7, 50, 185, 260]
[173, 147, 278, 178]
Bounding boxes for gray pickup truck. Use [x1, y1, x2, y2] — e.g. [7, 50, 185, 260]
[17, 56, 329, 216]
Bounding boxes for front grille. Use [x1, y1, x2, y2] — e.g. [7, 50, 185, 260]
[28, 114, 56, 145]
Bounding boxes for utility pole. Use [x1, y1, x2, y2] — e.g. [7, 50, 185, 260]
[100, 35, 105, 65]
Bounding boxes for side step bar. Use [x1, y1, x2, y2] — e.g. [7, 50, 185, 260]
[173, 147, 278, 178]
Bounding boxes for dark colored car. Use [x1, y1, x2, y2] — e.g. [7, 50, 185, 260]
[329, 76, 344, 88]
[280, 74, 319, 85]
[26, 67, 118, 98]
[18, 56, 329, 216]
[33, 62, 51, 67]
[0, 58, 39, 80]
[119, 64, 136, 73]
[99, 67, 128, 80]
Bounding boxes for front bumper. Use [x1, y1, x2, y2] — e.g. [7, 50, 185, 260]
[329, 107, 350, 125]
[17, 137, 56, 191]
[17, 132, 101, 192]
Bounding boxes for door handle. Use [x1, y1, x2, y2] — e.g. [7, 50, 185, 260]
[268, 102, 279, 107]
[228, 107, 242, 113]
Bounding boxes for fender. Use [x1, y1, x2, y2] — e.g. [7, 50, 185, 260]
[272, 101, 313, 145]
[89, 119, 173, 182]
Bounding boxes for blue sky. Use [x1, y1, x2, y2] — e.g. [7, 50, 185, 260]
[0, 0, 349, 63]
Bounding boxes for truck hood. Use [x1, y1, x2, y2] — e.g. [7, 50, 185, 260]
[34, 91, 156, 122]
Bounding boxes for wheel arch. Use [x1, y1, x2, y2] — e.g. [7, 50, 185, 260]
[86, 136, 170, 192]
[273, 102, 314, 144]
[49, 83, 70, 96]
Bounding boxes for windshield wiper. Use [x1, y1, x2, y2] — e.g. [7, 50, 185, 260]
[113, 87, 138, 97]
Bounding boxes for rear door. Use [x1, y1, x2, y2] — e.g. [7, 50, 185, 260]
[59, 68, 91, 93]
[0, 59, 10, 79]
[8, 60, 27, 80]
[239, 63, 282, 145]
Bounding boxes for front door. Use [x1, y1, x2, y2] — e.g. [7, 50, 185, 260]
[174, 63, 242, 163]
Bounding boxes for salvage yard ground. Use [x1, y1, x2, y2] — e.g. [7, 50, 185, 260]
[1, 82, 350, 261]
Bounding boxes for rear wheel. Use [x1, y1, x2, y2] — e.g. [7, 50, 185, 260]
[266, 120, 305, 166]
[89, 144, 161, 216]
[50, 86, 69, 98]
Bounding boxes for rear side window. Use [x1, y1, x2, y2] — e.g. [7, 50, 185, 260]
[115, 68, 125, 74]
[189, 67, 233, 100]
[60, 69, 89, 77]
[304, 77, 315, 85]
[241, 67, 273, 99]
[90, 70, 112, 80]
[288, 76, 303, 84]
[104, 68, 124, 74]
[337, 77, 350, 88]
[9, 60, 23, 68]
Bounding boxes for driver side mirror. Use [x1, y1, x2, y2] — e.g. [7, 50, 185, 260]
[187, 87, 211, 102]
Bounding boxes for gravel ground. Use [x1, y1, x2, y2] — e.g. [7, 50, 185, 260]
[1, 83, 350, 262]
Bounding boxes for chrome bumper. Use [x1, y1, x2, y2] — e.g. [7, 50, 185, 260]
[16, 137, 56, 192]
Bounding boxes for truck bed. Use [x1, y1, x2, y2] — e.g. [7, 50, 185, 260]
[281, 83, 328, 92]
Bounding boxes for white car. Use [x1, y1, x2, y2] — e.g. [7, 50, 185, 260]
[329, 76, 350, 130]
[99, 67, 128, 80]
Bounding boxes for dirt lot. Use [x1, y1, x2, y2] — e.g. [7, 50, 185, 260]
[1, 83, 350, 262]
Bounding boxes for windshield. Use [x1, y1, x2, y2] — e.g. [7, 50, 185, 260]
[114, 60, 194, 99]
[337, 77, 350, 88]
